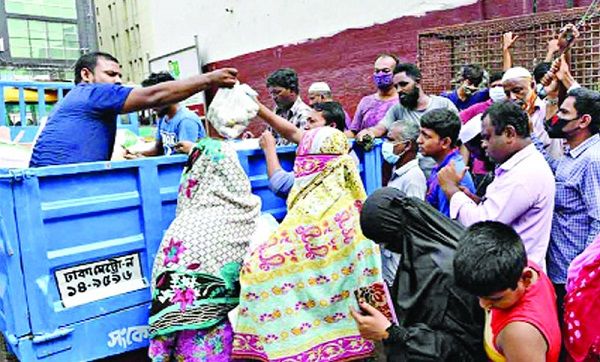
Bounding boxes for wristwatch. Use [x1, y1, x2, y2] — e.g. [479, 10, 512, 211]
[545, 97, 559, 106]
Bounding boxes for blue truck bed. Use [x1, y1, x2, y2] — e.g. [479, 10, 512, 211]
[0, 142, 382, 361]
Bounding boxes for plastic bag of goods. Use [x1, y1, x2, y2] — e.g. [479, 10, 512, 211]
[206, 83, 259, 139]
[112, 129, 143, 160]
[0, 141, 31, 169]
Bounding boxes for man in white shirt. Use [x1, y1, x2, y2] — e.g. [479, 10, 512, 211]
[380, 118, 426, 286]
[383, 119, 427, 199]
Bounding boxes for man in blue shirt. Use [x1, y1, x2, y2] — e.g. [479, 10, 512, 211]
[30, 52, 236, 167]
[441, 64, 489, 111]
[127, 72, 205, 157]
[417, 108, 476, 216]
[539, 57, 600, 320]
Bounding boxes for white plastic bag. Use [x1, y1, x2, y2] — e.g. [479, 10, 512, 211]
[248, 213, 280, 254]
[207, 83, 259, 139]
[0, 126, 31, 168]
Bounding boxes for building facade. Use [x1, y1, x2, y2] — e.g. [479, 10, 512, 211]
[94, 0, 150, 84]
[0, 0, 98, 80]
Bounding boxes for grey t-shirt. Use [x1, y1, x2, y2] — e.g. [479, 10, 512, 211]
[378, 95, 459, 130]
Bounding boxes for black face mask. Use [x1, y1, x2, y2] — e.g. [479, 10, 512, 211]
[545, 114, 580, 139]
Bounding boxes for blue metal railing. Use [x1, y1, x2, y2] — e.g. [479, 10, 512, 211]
[1, 81, 139, 143]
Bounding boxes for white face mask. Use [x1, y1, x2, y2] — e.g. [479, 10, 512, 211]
[489, 86, 506, 103]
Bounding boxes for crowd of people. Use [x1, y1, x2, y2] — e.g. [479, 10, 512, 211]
[26, 24, 600, 362]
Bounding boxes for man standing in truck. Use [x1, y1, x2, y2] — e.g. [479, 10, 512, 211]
[29, 52, 236, 167]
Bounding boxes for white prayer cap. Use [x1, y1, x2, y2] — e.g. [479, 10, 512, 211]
[459, 114, 483, 144]
[502, 67, 532, 83]
[308, 82, 331, 93]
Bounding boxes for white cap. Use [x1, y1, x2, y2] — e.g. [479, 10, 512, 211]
[502, 67, 532, 83]
[308, 82, 331, 93]
[459, 114, 482, 143]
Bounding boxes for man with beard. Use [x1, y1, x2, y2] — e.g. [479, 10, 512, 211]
[355, 62, 458, 141]
[266, 68, 312, 145]
[126, 72, 206, 157]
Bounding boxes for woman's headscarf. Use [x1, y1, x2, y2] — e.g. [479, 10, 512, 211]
[149, 138, 261, 337]
[360, 187, 462, 301]
[359, 187, 484, 361]
[287, 126, 362, 214]
[564, 234, 600, 361]
[232, 127, 381, 362]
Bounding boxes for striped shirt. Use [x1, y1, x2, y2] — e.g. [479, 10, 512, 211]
[542, 134, 600, 283]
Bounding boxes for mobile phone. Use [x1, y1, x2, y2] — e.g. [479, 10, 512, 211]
[354, 281, 398, 324]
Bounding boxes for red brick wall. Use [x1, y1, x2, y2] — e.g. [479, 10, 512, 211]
[204, 0, 593, 135]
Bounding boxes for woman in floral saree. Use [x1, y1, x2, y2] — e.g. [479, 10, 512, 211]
[148, 138, 261, 361]
[232, 127, 382, 361]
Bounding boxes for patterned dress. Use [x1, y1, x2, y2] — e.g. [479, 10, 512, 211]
[148, 138, 261, 361]
[232, 127, 382, 361]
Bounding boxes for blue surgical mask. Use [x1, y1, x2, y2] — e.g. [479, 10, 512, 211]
[382, 141, 403, 164]
[536, 83, 547, 100]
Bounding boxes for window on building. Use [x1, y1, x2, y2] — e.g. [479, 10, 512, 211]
[7, 18, 80, 60]
[5, 0, 77, 19]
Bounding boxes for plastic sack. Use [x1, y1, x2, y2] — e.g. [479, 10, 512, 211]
[0, 126, 31, 168]
[248, 213, 280, 254]
[207, 83, 258, 139]
[111, 129, 143, 160]
[0, 142, 31, 169]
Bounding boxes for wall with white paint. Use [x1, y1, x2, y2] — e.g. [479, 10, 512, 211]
[147, 0, 478, 64]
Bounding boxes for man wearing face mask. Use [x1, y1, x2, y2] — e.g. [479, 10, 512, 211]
[383, 119, 427, 198]
[380, 119, 426, 286]
[441, 64, 489, 111]
[458, 71, 505, 188]
[535, 56, 600, 321]
[356, 63, 458, 142]
[459, 71, 506, 124]
[502, 66, 563, 159]
[356, 63, 458, 178]
[347, 54, 400, 136]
